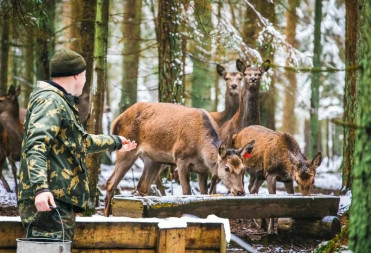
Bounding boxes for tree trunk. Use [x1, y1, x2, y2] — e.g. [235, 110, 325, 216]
[34, 0, 55, 81]
[158, 0, 183, 103]
[349, 1, 371, 251]
[342, 0, 358, 192]
[85, 0, 109, 211]
[0, 10, 10, 96]
[309, 0, 322, 158]
[23, 26, 35, 107]
[282, 0, 300, 134]
[191, 0, 213, 110]
[70, 0, 97, 124]
[181, 1, 190, 106]
[121, 0, 142, 112]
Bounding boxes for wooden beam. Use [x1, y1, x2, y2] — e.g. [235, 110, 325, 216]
[112, 195, 340, 219]
[157, 219, 187, 253]
[0, 216, 225, 251]
[277, 216, 341, 239]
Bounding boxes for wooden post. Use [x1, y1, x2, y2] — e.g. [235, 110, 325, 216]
[157, 218, 187, 253]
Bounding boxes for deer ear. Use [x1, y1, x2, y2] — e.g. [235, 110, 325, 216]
[238, 140, 255, 159]
[236, 59, 247, 73]
[311, 152, 322, 169]
[219, 142, 227, 158]
[15, 85, 21, 96]
[260, 60, 270, 72]
[7, 85, 16, 96]
[216, 64, 226, 77]
[288, 151, 299, 166]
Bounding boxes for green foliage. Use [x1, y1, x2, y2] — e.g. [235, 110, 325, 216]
[313, 224, 349, 253]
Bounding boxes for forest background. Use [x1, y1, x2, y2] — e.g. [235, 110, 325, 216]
[0, 0, 370, 251]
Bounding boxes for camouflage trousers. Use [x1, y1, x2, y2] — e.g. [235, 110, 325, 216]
[18, 199, 76, 241]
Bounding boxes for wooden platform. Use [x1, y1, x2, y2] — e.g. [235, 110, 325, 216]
[0, 216, 227, 253]
[111, 194, 340, 219]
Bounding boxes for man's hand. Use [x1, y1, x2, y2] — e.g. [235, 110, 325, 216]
[35, 191, 56, 212]
[118, 136, 137, 152]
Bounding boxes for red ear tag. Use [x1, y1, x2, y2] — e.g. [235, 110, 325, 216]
[243, 152, 251, 159]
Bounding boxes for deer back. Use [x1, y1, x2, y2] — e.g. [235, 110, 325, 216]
[233, 125, 322, 195]
[112, 102, 221, 165]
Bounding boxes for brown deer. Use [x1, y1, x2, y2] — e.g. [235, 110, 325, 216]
[0, 85, 23, 194]
[219, 59, 270, 147]
[148, 64, 243, 196]
[209, 64, 242, 127]
[233, 125, 322, 234]
[104, 102, 254, 216]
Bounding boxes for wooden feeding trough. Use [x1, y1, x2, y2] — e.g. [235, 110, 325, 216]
[112, 194, 341, 239]
[0, 215, 228, 252]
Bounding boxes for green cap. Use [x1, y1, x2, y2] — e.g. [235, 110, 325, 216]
[50, 49, 86, 77]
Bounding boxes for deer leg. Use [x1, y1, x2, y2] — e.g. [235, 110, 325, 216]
[0, 155, 12, 192]
[177, 163, 191, 195]
[284, 181, 294, 194]
[266, 175, 276, 234]
[248, 175, 256, 193]
[9, 159, 18, 196]
[250, 178, 264, 194]
[104, 151, 138, 217]
[137, 158, 162, 196]
[197, 172, 208, 194]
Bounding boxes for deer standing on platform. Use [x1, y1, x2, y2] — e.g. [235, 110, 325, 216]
[0, 85, 23, 194]
[104, 102, 254, 216]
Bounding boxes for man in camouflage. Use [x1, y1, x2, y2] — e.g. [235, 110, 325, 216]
[18, 49, 137, 241]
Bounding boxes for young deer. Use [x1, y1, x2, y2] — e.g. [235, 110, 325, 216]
[209, 64, 242, 127]
[233, 125, 322, 234]
[104, 102, 254, 216]
[219, 59, 270, 147]
[0, 85, 23, 193]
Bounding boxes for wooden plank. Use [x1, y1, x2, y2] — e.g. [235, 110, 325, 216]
[185, 223, 223, 250]
[74, 218, 158, 249]
[157, 219, 187, 253]
[0, 216, 226, 251]
[72, 250, 155, 253]
[112, 195, 340, 219]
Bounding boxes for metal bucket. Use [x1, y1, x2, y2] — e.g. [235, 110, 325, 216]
[16, 238, 71, 253]
[17, 207, 72, 253]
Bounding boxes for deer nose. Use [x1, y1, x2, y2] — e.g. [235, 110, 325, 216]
[237, 191, 245, 196]
[231, 84, 237, 89]
[250, 77, 257, 83]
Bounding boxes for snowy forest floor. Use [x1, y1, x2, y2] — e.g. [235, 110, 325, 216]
[0, 155, 350, 252]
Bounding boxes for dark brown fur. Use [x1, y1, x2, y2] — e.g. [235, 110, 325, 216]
[209, 64, 242, 127]
[233, 125, 322, 233]
[0, 85, 23, 194]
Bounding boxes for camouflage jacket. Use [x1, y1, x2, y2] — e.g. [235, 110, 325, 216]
[18, 81, 121, 211]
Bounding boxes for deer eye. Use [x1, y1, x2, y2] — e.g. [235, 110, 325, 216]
[225, 167, 230, 172]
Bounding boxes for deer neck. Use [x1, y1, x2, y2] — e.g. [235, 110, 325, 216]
[235, 87, 260, 129]
[222, 94, 239, 120]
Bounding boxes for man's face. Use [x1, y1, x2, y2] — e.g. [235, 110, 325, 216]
[74, 70, 86, 96]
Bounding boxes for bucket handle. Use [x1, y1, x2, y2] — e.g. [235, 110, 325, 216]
[26, 206, 66, 242]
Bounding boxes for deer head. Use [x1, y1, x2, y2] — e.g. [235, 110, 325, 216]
[289, 151, 322, 196]
[0, 85, 21, 117]
[236, 59, 270, 91]
[217, 140, 255, 196]
[216, 64, 243, 97]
